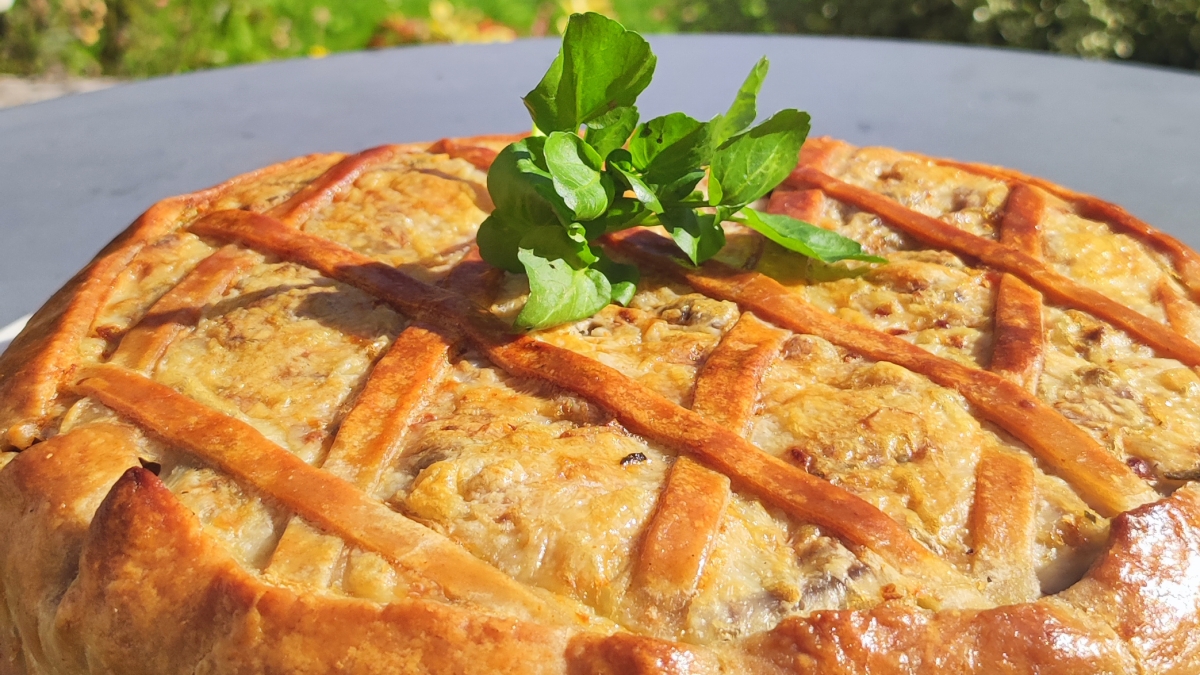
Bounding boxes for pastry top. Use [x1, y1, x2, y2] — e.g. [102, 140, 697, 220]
[2, 134, 1200, 674]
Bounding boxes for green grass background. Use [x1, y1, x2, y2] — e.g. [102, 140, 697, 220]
[0, 0, 1197, 77]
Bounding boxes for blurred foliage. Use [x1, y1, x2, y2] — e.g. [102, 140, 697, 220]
[664, 0, 1200, 70]
[0, 0, 1197, 76]
[0, 0, 654, 76]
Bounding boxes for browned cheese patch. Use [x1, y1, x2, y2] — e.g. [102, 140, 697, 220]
[86, 233, 219, 360]
[160, 462, 289, 572]
[537, 282, 741, 406]
[1041, 305, 1200, 482]
[381, 350, 887, 645]
[211, 153, 346, 213]
[750, 335, 980, 564]
[301, 154, 490, 283]
[1039, 199, 1189, 327]
[677, 501, 891, 645]
[155, 261, 406, 464]
[762, 248, 995, 368]
[388, 353, 664, 618]
[749, 332, 1105, 586]
[829, 146, 1009, 240]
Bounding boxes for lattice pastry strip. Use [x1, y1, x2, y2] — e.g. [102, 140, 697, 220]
[970, 448, 1039, 604]
[988, 183, 1047, 391]
[1158, 278, 1200, 342]
[606, 229, 1157, 517]
[265, 252, 494, 589]
[188, 207, 986, 608]
[787, 165, 1200, 367]
[264, 324, 451, 588]
[626, 312, 787, 638]
[108, 245, 261, 373]
[928, 153, 1200, 303]
[967, 181, 1048, 605]
[72, 364, 588, 625]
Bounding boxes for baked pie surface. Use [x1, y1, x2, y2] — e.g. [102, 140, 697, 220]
[2, 134, 1200, 674]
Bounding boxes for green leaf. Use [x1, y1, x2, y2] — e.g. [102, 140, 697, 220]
[488, 137, 579, 226]
[609, 281, 638, 307]
[629, 113, 701, 169]
[523, 13, 656, 133]
[594, 251, 640, 306]
[740, 208, 887, 263]
[660, 208, 726, 265]
[585, 106, 639, 159]
[657, 169, 707, 205]
[515, 248, 613, 330]
[710, 109, 811, 208]
[488, 138, 557, 225]
[629, 113, 712, 184]
[523, 53, 565, 134]
[477, 212, 529, 273]
[590, 196, 650, 235]
[710, 57, 769, 146]
[607, 150, 663, 213]
[544, 132, 612, 222]
[487, 18, 878, 332]
[707, 172, 724, 206]
[518, 222, 599, 267]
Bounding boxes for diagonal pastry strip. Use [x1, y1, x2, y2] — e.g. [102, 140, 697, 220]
[605, 228, 1158, 518]
[72, 363, 593, 627]
[970, 448, 1039, 604]
[109, 245, 261, 373]
[317, 325, 452, 488]
[787, 166, 1200, 368]
[989, 183, 1046, 392]
[628, 456, 730, 638]
[266, 254, 491, 586]
[929, 156, 1200, 303]
[188, 208, 985, 607]
[267, 145, 414, 227]
[266, 324, 453, 586]
[689, 312, 789, 434]
[970, 184, 1044, 604]
[626, 313, 785, 638]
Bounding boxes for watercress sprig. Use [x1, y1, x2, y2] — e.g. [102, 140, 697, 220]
[477, 12, 883, 330]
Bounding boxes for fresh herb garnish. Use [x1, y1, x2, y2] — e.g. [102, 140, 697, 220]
[477, 12, 883, 330]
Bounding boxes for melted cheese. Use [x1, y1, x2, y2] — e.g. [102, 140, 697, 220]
[156, 261, 404, 463]
[302, 154, 489, 283]
[383, 335, 888, 642]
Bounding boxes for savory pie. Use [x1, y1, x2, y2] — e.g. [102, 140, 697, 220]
[2, 133, 1199, 674]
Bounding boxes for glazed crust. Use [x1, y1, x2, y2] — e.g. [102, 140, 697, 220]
[3, 135, 1200, 674]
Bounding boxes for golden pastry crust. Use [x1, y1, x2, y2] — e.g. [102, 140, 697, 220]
[2, 134, 1200, 674]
